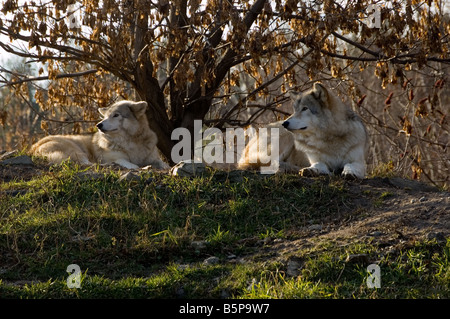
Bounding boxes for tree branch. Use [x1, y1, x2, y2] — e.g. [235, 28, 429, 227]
[216, 34, 327, 128]
[0, 26, 130, 80]
[0, 68, 99, 87]
[186, 0, 268, 111]
[329, 31, 450, 64]
[331, 31, 384, 59]
[215, 58, 301, 128]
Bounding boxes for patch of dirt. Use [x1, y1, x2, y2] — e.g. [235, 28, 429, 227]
[0, 151, 48, 183]
[0, 164, 47, 183]
[338, 178, 449, 239]
[264, 177, 449, 259]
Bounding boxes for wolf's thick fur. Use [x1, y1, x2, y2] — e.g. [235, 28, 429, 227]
[238, 83, 368, 178]
[31, 100, 169, 170]
[282, 83, 368, 179]
[237, 121, 309, 173]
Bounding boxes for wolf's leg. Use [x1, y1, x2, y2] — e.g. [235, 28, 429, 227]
[34, 140, 93, 166]
[113, 158, 140, 169]
[342, 162, 365, 179]
[74, 155, 94, 166]
[300, 162, 330, 177]
[278, 161, 301, 173]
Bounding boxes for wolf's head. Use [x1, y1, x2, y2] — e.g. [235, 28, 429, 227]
[282, 83, 330, 132]
[96, 100, 148, 136]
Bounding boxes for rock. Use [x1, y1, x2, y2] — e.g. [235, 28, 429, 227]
[191, 240, 207, 251]
[203, 256, 220, 266]
[427, 232, 446, 243]
[286, 259, 304, 277]
[308, 224, 322, 231]
[0, 155, 34, 166]
[170, 161, 208, 177]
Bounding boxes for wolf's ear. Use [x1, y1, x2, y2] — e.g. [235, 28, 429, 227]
[312, 83, 329, 105]
[129, 101, 148, 116]
[98, 107, 108, 117]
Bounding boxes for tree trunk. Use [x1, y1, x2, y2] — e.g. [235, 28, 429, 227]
[135, 54, 175, 164]
[132, 0, 268, 164]
[133, 3, 174, 163]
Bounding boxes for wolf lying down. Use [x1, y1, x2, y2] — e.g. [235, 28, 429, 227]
[31, 100, 169, 170]
[32, 83, 367, 178]
[238, 83, 368, 179]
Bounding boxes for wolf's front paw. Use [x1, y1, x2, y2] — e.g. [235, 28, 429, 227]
[300, 163, 330, 177]
[299, 167, 320, 177]
[342, 164, 364, 180]
[342, 171, 359, 180]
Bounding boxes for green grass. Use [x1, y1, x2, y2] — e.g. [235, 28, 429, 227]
[0, 162, 449, 298]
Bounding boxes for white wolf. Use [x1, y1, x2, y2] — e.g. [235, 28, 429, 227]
[31, 100, 169, 170]
[238, 83, 367, 179]
[237, 121, 310, 173]
[282, 83, 368, 179]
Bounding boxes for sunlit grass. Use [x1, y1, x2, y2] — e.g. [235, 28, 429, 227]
[0, 162, 449, 298]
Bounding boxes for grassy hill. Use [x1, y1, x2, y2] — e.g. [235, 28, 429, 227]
[0, 158, 449, 299]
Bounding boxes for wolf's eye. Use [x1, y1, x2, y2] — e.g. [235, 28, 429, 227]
[113, 113, 119, 118]
[301, 107, 308, 112]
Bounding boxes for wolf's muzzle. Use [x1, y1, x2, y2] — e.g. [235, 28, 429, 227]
[282, 121, 307, 131]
